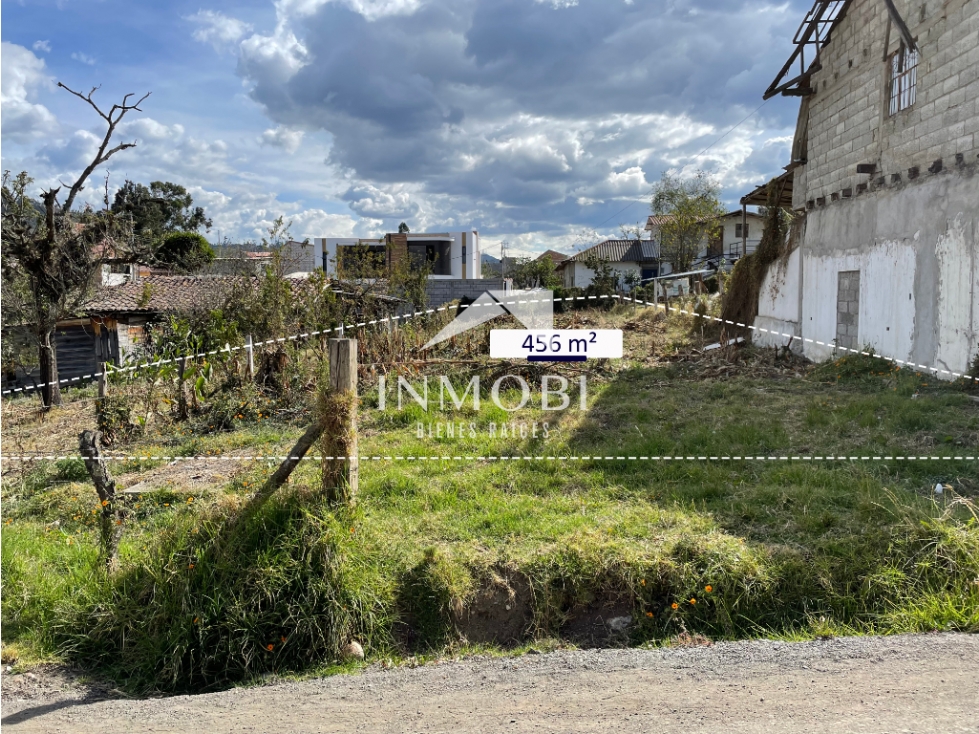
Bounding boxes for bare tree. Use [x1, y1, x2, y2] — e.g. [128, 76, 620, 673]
[0, 84, 149, 408]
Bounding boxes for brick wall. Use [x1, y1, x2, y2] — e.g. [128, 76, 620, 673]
[425, 279, 507, 308]
[797, 0, 979, 208]
[836, 270, 861, 349]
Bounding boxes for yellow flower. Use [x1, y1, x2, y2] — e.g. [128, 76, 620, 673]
[639, 579, 646, 587]
[705, 585, 713, 593]
[187, 497, 194, 504]
[671, 602, 679, 610]
[690, 598, 697, 605]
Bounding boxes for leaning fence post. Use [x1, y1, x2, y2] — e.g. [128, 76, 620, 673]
[245, 334, 255, 379]
[321, 338, 358, 506]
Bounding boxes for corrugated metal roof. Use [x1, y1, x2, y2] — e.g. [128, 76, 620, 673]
[567, 240, 658, 263]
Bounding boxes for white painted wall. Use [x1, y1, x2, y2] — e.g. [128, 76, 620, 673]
[800, 241, 918, 362]
[754, 247, 803, 349]
[935, 214, 979, 375]
[720, 214, 764, 257]
[752, 173, 979, 378]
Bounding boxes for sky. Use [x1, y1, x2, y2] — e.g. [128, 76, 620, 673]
[1, 0, 808, 259]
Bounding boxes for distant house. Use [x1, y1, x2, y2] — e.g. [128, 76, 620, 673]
[536, 249, 569, 279]
[644, 211, 764, 263]
[537, 249, 569, 266]
[561, 240, 660, 291]
[284, 230, 484, 281]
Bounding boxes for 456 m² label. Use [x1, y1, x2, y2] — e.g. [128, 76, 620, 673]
[490, 330, 623, 361]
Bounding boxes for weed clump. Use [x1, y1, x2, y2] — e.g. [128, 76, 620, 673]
[720, 178, 792, 333]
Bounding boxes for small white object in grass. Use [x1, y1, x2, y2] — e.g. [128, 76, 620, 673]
[341, 641, 364, 661]
[608, 616, 632, 633]
[935, 483, 944, 495]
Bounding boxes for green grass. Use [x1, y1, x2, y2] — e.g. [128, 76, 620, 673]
[2, 320, 978, 693]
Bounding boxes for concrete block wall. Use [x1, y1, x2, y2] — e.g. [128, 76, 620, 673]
[425, 278, 507, 308]
[800, 0, 979, 205]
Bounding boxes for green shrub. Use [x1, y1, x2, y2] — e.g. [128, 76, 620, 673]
[157, 232, 215, 273]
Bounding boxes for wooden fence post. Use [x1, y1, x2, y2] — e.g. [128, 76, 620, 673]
[79, 429, 125, 572]
[321, 338, 358, 505]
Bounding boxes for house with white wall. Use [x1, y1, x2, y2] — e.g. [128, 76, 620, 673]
[644, 211, 763, 263]
[562, 239, 660, 290]
[309, 230, 482, 280]
[717, 211, 764, 258]
[752, 0, 978, 377]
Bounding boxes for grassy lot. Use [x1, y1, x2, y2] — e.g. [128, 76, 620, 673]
[2, 301, 978, 692]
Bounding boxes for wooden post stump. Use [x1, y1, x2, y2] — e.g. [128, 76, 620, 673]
[321, 338, 358, 506]
[79, 429, 125, 572]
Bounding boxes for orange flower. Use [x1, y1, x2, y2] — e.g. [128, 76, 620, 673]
[188, 563, 195, 570]
[280, 636, 287, 643]
[101, 499, 109, 507]
[689, 598, 697, 605]
[645, 611, 653, 618]
[671, 602, 679, 610]
[639, 579, 646, 586]
[266, 644, 274, 651]
[193, 617, 199, 624]
[705, 585, 713, 593]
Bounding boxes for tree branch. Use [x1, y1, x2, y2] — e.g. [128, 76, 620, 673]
[57, 83, 150, 214]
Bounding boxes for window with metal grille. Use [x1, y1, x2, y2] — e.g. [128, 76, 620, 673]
[889, 45, 918, 115]
[735, 223, 749, 238]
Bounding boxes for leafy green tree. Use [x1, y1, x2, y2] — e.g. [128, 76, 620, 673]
[510, 256, 561, 290]
[157, 232, 216, 273]
[111, 180, 211, 241]
[398, 222, 410, 233]
[651, 171, 724, 273]
[583, 253, 620, 297]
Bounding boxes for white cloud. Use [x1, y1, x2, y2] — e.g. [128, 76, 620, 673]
[186, 10, 254, 51]
[71, 52, 96, 65]
[0, 42, 59, 143]
[33, 40, 51, 53]
[260, 126, 305, 153]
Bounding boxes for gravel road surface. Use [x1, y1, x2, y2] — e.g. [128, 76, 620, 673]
[2, 633, 977, 733]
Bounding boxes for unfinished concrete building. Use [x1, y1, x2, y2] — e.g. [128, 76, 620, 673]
[753, 0, 978, 378]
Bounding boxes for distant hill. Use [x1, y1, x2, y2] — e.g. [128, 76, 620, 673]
[481, 253, 501, 266]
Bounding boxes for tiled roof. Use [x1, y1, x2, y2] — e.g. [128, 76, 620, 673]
[644, 215, 675, 230]
[84, 276, 234, 314]
[536, 249, 569, 264]
[566, 240, 658, 263]
[84, 275, 410, 315]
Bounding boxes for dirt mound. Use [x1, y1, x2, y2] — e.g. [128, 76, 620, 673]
[452, 567, 533, 646]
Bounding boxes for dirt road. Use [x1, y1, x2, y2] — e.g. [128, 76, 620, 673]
[2, 633, 977, 733]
